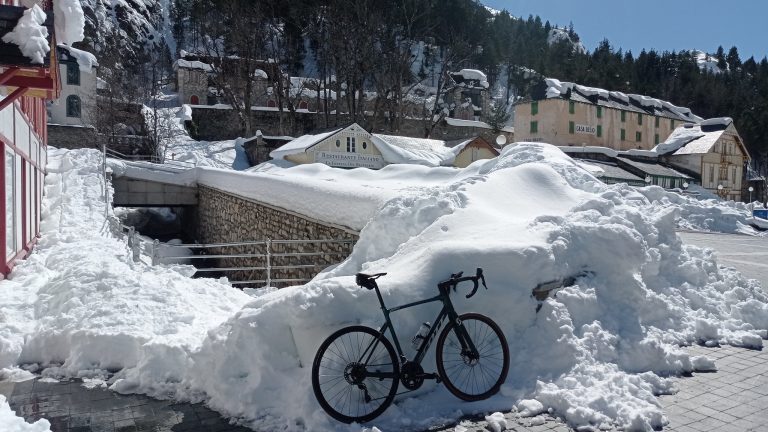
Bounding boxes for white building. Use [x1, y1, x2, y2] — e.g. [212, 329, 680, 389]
[48, 45, 98, 126]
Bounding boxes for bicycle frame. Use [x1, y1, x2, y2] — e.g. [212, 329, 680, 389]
[358, 281, 479, 373]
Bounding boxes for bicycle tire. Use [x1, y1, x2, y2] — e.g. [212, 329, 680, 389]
[436, 313, 510, 401]
[311, 325, 400, 423]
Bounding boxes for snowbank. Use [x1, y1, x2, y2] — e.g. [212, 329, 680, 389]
[2, 5, 49, 64]
[0, 148, 252, 395]
[167, 143, 766, 431]
[0, 395, 50, 432]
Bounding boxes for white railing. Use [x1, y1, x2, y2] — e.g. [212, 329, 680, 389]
[108, 217, 354, 289]
[104, 147, 197, 169]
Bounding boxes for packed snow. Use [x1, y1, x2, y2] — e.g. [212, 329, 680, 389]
[57, 44, 98, 72]
[2, 5, 49, 64]
[3, 142, 767, 432]
[53, 0, 86, 45]
[0, 396, 50, 432]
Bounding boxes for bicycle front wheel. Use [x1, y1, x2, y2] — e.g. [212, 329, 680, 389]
[311, 325, 400, 424]
[436, 313, 509, 401]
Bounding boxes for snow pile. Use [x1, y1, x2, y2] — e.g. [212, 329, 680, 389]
[0, 148, 251, 395]
[53, 0, 86, 45]
[372, 134, 456, 167]
[694, 50, 725, 74]
[0, 396, 50, 432]
[155, 143, 766, 431]
[2, 5, 49, 64]
[58, 44, 98, 72]
[455, 69, 489, 89]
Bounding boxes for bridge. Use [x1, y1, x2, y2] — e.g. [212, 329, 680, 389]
[107, 159, 361, 287]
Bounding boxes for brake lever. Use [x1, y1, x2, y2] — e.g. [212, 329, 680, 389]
[466, 279, 479, 299]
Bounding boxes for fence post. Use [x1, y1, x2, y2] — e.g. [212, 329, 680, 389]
[152, 239, 160, 266]
[266, 238, 272, 288]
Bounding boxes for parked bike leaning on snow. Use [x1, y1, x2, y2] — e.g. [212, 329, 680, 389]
[311, 268, 510, 423]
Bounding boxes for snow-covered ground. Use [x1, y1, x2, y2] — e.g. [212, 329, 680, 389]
[1, 143, 767, 432]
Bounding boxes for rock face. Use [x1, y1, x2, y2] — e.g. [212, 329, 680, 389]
[81, 0, 175, 63]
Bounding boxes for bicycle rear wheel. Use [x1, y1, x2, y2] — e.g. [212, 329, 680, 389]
[436, 313, 509, 401]
[311, 325, 400, 423]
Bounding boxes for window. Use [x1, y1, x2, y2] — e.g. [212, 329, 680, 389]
[531, 101, 538, 115]
[654, 134, 659, 145]
[335, 139, 340, 148]
[655, 116, 660, 128]
[637, 114, 643, 126]
[621, 111, 626, 122]
[569, 101, 575, 114]
[66, 62, 80, 86]
[66, 95, 81, 118]
[596, 124, 602, 137]
[596, 106, 602, 118]
[569, 121, 575, 134]
[636, 131, 642, 142]
[530, 121, 538, 133]
[731, 166, 736, 183]
[347, 137, 356, 152]
[362, 142, 367, 150]
[5, 150, 14, 258]
[709, 165, 715, 184]
[671, 119, 675, 129]
[621, 129, 626, 141]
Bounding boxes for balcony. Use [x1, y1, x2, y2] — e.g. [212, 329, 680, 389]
[0, 4, 59, 102]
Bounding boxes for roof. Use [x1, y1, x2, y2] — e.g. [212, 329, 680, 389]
[56, 44, 98, 72]
[576, 159, 644, 183]
[371, 134, 455, 167]
[532, 78, 702, 123]
[616, 156, 692, 178]
[653, 118, 736, 156]
[444, 117, 514, 133]
[446, 136, 501, 154]
[269, 125, 348, 159]
[449, 69, 489, 89]
[173, 59, 212, 72]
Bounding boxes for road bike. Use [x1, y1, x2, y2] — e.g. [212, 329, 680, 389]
[311, 268, 510, 423]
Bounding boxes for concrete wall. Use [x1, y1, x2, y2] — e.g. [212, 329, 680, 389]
[454, 143, 497, 168]
[47, 124, 153, 155]
[196, 185, 358, 286]
[514, 99, 678, 150]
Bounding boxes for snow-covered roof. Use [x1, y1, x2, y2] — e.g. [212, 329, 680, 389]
[371, 134, 455, 167]
[174, 59, 212, 72]
[654, 118, 735, 156]
[540, 78, 703, 123]
[57, 44, 98, 72]
[444, 117, 514, 133]
[269, 125, 347, 160]
[450, 69, 489, 89]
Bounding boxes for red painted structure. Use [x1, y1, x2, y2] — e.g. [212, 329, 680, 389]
[0, 0, 60, 277]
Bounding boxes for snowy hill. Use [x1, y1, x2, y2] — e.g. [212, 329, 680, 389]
[547, 28, 586, 54]
[693, 50, 726, 74]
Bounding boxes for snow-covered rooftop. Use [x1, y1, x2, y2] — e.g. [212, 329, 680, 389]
[57, 44, 98, 72]
[450, 69, 490, 89]
[268, 126, 345, 160]
[174, 59, 212, 72]
[540, 78, 703, 123]
[653, 118, 735, 156]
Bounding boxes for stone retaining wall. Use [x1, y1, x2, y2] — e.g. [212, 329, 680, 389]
[196, 185, 358, 287]
[48, 124, 153, 155]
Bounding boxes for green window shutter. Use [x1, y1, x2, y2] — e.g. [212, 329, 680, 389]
[621, 111, 626, 122]
[621, 129, 626, 141]
[569, 101, 575, 114]
[638, 114, 643, 125]
[671, 119, 675, 129]
[654, 133, 659, 144]
[655, 116, 660, 128]
[596, 125, 602, 137]
[530, 121, 538, 133]
[569, 121, 575, 134]
[597, 106, 602, 118]
[636, 131, 642, 142]
[531, 101, 538, 115]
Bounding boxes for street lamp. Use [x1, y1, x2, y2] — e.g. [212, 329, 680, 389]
[645, 176, 651, 186]
[683, 182, 689, 189]
[749, 186, 754, 210]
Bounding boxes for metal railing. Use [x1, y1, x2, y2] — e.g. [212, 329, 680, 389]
[109, 217, 354, 288]
[104, 147, 197, 169]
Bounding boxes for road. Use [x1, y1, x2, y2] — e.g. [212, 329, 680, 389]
[427, 231, 768, 432]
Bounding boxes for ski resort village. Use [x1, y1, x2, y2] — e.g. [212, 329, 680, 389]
[2, 0, 768, 431]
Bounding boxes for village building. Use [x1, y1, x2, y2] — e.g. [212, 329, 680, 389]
[48, 45, 97, 125]
[268, 123, 498, 169]
[0, 0, 60, 276]
[514, 78, 702, 151]
[173, 58, 211, 105]
[655, 118, 749, 201]
[445, 69, 491, 121]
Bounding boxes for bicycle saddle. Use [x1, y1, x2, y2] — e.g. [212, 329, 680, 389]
[356, 272, 387, 289]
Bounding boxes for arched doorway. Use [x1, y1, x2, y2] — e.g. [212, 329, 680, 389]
[267, 99, 276, 108]
[298, 100, 308, 110]
[190, 95, 200, 104]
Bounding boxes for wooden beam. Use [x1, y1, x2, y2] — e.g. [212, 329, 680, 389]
[0, 87, 27, 111]
[0, 67, 19, 86]
[4, 75, 54, 90]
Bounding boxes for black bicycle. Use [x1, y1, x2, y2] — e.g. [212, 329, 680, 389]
[311, 268, 510, 423]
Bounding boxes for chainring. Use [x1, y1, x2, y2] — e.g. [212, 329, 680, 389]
[400, 361, 425, 390]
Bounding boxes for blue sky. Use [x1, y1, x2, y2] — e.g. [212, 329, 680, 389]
[483, 0, 768, 61]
